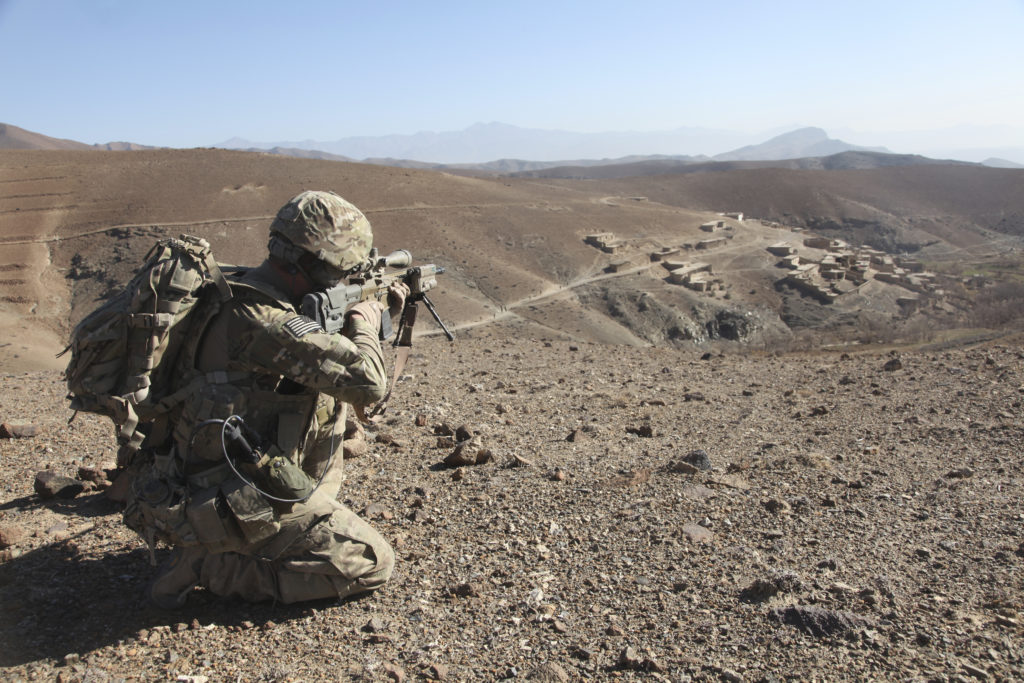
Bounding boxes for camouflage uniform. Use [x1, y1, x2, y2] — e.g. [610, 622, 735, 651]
[128, 192, 395, 606]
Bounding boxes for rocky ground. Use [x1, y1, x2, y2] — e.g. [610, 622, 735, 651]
[1, 333, 1023, 682]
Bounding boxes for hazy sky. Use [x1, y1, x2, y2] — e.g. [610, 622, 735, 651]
[1, 0, 1022, 150]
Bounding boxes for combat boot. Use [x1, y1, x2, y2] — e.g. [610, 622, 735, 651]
[148, 546, 207, 609]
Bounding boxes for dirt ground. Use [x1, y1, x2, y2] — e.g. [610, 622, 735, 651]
[2, 332, 1022, 682]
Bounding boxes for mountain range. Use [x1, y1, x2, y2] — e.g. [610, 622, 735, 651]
[214, 122, 1024, 168]
[3, 121, 1022, 171]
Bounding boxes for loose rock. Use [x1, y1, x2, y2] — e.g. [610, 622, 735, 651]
[33, 471, 84, 499]
[771, 604, 869, 637]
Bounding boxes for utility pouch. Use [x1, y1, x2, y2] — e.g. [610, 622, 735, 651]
[221, 476, 280, 545]
[186, 485, 243, 552]
[123, 467, 195, 550]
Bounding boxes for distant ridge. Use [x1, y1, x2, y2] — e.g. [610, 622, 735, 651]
[713, 127, 888, 161]
[504, 150, 973, 180]
[216, 121, 762, 164]
[0, 122, 153, 151]
[982, 157, 1024, 169]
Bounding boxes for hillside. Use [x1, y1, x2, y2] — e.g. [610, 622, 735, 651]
[0, 123, 152, 151]
[2, 148, 1023, 374]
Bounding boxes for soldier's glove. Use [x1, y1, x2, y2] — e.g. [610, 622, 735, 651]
[387, 282, 410, 321]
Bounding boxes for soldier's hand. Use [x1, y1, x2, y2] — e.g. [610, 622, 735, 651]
[387, 282, 410, 321]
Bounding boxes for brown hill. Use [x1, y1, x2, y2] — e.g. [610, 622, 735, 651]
[0, 122, 154, 151]
[1, 148, 1022, 373]
[0, 123, 94, 151]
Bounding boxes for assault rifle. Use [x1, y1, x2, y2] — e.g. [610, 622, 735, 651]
[301, 248, 454, 343]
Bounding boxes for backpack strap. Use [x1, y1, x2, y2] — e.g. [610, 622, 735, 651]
[178, 234, 232, 302]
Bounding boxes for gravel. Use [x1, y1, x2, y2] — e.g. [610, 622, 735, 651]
[1, 334, 1022, 681]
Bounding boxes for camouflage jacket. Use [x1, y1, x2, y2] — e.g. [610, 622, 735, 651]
[169, 266, 387, 485]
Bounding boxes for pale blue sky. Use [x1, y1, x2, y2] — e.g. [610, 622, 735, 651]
[1, 0, 1022, 151]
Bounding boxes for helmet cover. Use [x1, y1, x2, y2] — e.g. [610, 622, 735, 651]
[269, 190, 373, 272]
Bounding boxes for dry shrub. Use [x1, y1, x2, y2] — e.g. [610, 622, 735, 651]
[970, 282, 1024, 329]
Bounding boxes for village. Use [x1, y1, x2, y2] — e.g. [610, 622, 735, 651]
[585, 212, 946, 313]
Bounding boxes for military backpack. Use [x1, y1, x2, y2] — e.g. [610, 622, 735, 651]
[62, 234, 233, 466]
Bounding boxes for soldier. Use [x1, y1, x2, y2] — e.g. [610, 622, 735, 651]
[126, 190, 407, 608]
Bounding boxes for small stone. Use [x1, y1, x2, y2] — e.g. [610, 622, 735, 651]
[883, 358, 903, 371]
[363, 616, 387, 633]
[525, 662, 570, 682]
[436, 436, 455, 449]
[946, 468, 974, 479]
[450, 468, 464, 482]
[46, 521, 69, 536]
[0, 423, 42, 439]
[549, 468, 566, 481]
[626, 424, 654, 437]
[415, 414, 428, 427]
[509, 454, 534, 468]
[34, 471, 84, 500]
[763, 498, 791, 514]
[962, 663, 991, 681]
[76, 466, 109, 485]
[683, 449, 712, 471]
[618, 646, 642, 669]
[771, 604, 869, 637]
[343, 438, 368, 459]
[817, 558, 840, 570]
[707, 474, 751, 491]
[0, 524, 26, 548]
[668, 460, 700, 475]
[721, 669, 744, 683]
[455, 424, 474, 442]
[740, 571, 803, 602]
[383, 662, 406, 682]
[451, 582, 480, 598]
[375, 433, 398, 446]
[683, 392, 705, 402]
[428, 663, 448, 680]
[362, 502, 388, 519]
[606, 624, 625, 636]
[570, 645, 594, 660]
[681, 523, 714, 543]
[444, 438, 483, 467]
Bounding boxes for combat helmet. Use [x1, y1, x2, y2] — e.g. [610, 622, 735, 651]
[268, 190, 373, 285]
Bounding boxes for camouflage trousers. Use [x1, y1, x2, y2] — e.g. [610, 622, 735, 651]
[197, 492, 394, 603]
